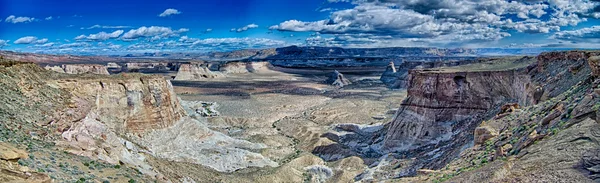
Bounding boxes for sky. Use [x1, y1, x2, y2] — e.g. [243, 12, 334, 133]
[0, 0, 600, 55]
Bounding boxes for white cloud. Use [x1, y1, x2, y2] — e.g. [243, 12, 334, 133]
[14, 36, 48, 44]
[158, 8, 182, 17]
[121, 26, 188, 40]
[75, 30, 124, 41]
[45, 16, 53, 20]
[5, 15, 35, 23]
[270, 0, 600, 47]
[551, 26, 600, 43]
[83, 25, 132, 29]
[35, 38, 48, 44]
[233, 24, 259, 32]
[35, 43, 55, 47]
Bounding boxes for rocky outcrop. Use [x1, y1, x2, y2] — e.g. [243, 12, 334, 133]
[175, 63, 224, 80]
[220, 61, 272, 74]
[0, 142, 27, 161]
[326, 70, 351, 88]
[0, 142, 51, 183]
[382, 69, 535, 151]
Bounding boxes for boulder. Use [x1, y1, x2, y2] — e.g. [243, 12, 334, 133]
[474, 126, 499, 146]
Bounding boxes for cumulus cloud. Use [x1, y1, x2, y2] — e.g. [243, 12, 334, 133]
[271, 0, 600, 47]
[14, 36, 48, 44]
[121, 26, 189, 40]
[551, 26, 600, 42]
[83, 25, 132, 29]
[5, 15, 35, 23]
[232, 24, 259, 32]
[159, 8, 182, 17]
[45, 16, 53, 20]
[75, 30, 124, 41]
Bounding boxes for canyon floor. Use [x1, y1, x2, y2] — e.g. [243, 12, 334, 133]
[162, 67, 407, 182]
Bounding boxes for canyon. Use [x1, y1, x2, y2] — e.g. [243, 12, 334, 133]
[0, 49, 598, 182]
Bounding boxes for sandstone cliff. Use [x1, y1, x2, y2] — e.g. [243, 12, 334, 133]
[174, 63, 225, 80]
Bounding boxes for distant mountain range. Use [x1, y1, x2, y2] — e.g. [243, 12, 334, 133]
[0, 46, 581, 64]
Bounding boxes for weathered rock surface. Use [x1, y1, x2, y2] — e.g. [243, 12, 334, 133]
[0, 142, 51, 183]
[326, 70, 351, 88]
[175, 63, 225, 80]
[0, 142, 27, 161]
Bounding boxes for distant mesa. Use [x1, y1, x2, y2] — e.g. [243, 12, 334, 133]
[44, 64, 110, 75]
[220, 61, 272, 74]
[174, 63, 225, 80]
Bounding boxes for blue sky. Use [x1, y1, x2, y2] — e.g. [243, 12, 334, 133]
[1, 0, 600, 55]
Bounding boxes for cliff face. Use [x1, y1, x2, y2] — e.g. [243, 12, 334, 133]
[56, 75, 186, 133]
[174, 63, 224, 80]
[382, 69, 534, 151]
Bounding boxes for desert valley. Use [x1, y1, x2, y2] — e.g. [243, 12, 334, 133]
[0, 47, 598, 182]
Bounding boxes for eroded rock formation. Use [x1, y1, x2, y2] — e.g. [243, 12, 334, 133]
[175, 63, 225, 80]
[326, 70, 351, 88]
[1, 61, 277, 180]
[382, 69, 535, 151]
